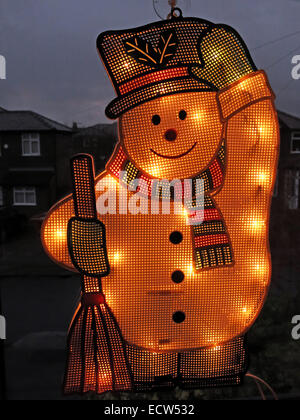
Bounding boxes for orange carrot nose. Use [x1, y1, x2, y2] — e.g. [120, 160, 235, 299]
[165, 129, 177, 141]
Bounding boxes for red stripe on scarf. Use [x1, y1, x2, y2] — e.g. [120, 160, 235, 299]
[195, 234, 229, 248]
[139, 174, 154, 196]
[203, 208, 222, 221]
[209, 158, 223, 189]
[108, 146, 127, 178]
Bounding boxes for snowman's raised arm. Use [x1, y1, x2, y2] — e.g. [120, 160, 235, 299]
[217, 71, 280, 215]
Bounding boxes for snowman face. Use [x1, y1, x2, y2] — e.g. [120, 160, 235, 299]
[120, 92, 224, 179]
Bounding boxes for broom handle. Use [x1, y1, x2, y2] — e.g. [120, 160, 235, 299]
[70, 155, 101, 293]
[70, 154, 97, 220]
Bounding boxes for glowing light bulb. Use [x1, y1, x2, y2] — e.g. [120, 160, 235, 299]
[258, 172, 268, 183]
[56, 229, 65, 239]
[258, 125, 272, 140]
[193, 112, 204, 120]
[239, 80, 249, 90]
[253, 263, 268, 278]
[149, 166, 161, 177]
[248, 219, 265, 232]
[183, 208, 189, 218]
[113, 252, 121, 261]
[104, 292, 113, 306]
[255, 264, 262, 272]
[241, 306, 253, 318]
[188, 264, 194, 275]
[213, 345, 221, 351]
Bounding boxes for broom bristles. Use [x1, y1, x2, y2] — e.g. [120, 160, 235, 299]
[63, 303, 133, 395]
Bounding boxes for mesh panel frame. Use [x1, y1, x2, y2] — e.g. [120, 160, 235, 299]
[42, 16, 279, 395]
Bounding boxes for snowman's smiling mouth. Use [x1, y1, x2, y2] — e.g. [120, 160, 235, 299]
[150, 142, 197, 160]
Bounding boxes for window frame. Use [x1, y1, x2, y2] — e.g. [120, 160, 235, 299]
[290, 131, 300, 154]
[21, 133, 41, 157]
[13, 187, 37, 206]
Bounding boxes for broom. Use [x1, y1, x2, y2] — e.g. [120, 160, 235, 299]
[63, 154, 133, 395]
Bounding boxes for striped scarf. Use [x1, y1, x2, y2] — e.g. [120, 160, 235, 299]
[106, 140, 234, 271]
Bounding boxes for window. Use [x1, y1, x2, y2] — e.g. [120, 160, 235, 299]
[0, 187, 3, 206]
[285, 169, 300, 209]
[22, 133, 40, 156]
[13, 187, 36, 206]
[291, 132, 300, 154]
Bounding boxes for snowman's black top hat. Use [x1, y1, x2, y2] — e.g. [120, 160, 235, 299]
[97, 10, 256, 119]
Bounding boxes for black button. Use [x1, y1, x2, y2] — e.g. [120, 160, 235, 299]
[172, 311, 186, 324]
[169, 231, 183, 244]
[172, 270, 185, 284]
[179, 110, 187, 121]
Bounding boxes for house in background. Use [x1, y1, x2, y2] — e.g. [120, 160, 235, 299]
[0, 109, 73, 220]
[276, 111, 300, 209]
[270, 111, 300, 269]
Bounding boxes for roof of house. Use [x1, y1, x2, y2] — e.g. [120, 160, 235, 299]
[277, 111, 300, 130]
[0, 110, 71, 132]
[73, 123, 117, 138]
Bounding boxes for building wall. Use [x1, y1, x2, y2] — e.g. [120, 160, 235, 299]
[0, 130, 68, 218]
[270, 123, 300, 265]
[3, 183, 55, 218]
[55, 132, 75, 198]
[0, 131, 56, 173]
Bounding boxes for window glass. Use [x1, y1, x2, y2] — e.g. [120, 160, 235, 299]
[22, 133, 40, 156]
[13, 187, 36, 206]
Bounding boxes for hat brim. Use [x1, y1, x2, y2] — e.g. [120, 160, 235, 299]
[105, 77, 217, 119]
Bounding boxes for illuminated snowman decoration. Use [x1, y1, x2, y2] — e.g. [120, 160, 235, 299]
[42, 11, 279, 394]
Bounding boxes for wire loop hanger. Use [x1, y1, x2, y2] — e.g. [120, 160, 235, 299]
[153, 0, 183, 20]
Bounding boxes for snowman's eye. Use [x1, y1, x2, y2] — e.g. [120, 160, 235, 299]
[179, 110, 187, 121]
[152, 115, 161, 126]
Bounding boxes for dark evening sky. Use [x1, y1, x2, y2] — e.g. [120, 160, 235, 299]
[0, 0, 300, 127]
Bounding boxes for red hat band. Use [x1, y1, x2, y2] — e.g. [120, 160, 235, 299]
[119, 66, 189, 96]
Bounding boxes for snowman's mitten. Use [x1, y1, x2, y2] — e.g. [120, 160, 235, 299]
[67, 217, 110, 277]
[191, 26, 274, 121]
